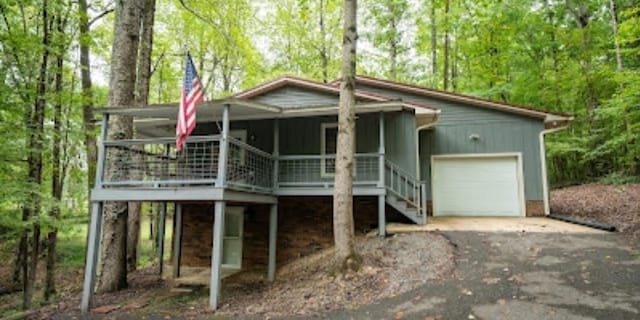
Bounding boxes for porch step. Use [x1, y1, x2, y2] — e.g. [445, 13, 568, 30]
[386, 194, 425, 225]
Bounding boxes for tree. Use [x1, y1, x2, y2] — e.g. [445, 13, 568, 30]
[333, 0, 358, 268]
[97, 0, 144, 293]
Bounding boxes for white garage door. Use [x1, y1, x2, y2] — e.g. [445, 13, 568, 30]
[432, 155, 523, 216]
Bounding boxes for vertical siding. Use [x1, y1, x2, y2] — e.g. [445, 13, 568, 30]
[384, 111, 417, 176]
[356, 83, 545, 201]
[279, 113, 379, 155]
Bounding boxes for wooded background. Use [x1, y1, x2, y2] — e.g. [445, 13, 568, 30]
[0, 0, 638, 311]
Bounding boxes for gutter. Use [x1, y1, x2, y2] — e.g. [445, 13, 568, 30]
[539, 118, 572, 215]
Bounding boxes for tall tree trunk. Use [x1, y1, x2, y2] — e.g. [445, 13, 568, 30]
[97, 0, 144, 293]
[430, 0, 437, 87]
[22, 0, 51, 309]
[319, 0, 329, 83]
[443, 0, 450, 91]
[608, 0, 623, 71]
[128, 0, 156, 273]
[45, 11, 65, 301]
[390, 16, 398, 81]
[78, 0, 97, 225]
[333, 0, 358, 268]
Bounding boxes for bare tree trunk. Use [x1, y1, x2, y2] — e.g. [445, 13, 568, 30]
[430, 0, 437, 87]
[608, 0, 623, 71]
[319, 0, 329, 83]
[78, 0, 96, 201]
[333, 0, 358, 269]
[128, 0, 156, 273]
[389, 16, 398, 81]
[443, 0, 450, 91]
[22, 0, 51, 309]
[45, 11, 65, 301]
[97, 0, 143, 293]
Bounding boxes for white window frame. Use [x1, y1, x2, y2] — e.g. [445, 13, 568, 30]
[228, 129, 247, 165]
[320, 123, 338, 177]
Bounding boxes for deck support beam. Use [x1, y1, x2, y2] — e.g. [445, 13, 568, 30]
[81, 202, 104, 313]
[210, 201, 226, 309]
[173, 203, 183, 278]
[378, 195, 386, 237]
[158, 202, 167, 275]
[268, 203, 278, 282]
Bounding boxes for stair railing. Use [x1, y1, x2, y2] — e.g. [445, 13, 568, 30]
[385, 160, 427, 222]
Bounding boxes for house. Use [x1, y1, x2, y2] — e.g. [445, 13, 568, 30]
[80, 75, 572, 312]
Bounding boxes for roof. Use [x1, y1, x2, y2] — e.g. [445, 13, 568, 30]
[233, 75, 440, 112]
[329, 75, 572, 122]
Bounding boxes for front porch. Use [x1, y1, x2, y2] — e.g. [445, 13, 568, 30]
[81, 98, 430, 313]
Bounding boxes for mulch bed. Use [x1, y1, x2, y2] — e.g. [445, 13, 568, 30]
[550, 183, 640, 238]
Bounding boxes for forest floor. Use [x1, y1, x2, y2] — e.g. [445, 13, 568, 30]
[30, 232, 455, 319]
[550, 183, 640, 239]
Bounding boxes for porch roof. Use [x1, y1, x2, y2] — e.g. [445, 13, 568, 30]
[99, 97, 440, 138]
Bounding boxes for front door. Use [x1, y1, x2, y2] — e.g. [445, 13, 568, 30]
[222, 206, 244, 269]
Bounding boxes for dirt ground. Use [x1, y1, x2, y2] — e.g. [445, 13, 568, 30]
[33, 232, 455, 319]
[551, 183, 640, 238]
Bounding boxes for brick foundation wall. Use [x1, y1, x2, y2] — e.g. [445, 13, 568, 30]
[178, 197, 411, 268]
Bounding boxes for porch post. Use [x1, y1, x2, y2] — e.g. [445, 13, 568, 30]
[216, 104, 230, 188]
[272, 119, 279, 190]
[378, 112, 386, 237]
[173, 203, 183, 278]
[268, 203, 278, 282]
[210, 201, 226, 309]
[81, 201, 103, 313]
[95, 114, 109, 187]
[378, 112, 385, 188]
[158, 202, 167, 275]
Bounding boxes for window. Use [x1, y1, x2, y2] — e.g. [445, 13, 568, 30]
[228, 129, 247, 165]
[321, 123, 338, 176]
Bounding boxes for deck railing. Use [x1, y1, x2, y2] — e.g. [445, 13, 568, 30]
[277, 153, 380, 187]
[225, 137, 274, 193]
[102, 136, 221, 187]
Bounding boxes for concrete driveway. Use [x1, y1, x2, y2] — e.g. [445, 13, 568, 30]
[321, 231, 640, 320]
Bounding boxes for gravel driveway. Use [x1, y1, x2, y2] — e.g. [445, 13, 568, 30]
[318, 231, 640, 320]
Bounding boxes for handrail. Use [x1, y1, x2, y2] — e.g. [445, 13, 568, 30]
[385, 159, 423, 213]
[104, 135, 221, 146]
[227, 137, 275, 159]
[279, 153, 381, 160]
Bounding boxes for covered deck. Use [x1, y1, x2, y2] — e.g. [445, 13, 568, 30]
[81, 98, 437, 312]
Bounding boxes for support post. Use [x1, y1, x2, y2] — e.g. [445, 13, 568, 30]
[216, 105, 230, 188]
[172, 203, 183, 278]
[378, 112, 385, 188]
[210, 201, 226, 309]
[268, 203, 278, 282]
[95, 114, 109, 187]
[421, 183, 428, 225]
[158, 202, 167, 275]
[272, 119, 279, 190]
[81, 202, 104, 313]
[378, 195, 386, 237]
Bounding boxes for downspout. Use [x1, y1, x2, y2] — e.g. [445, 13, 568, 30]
[539, 120, 571, 215]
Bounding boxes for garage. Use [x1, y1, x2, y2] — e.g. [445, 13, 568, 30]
[431, 154, 525, 217]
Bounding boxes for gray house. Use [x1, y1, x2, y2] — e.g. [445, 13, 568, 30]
[80, 75, 571, 312]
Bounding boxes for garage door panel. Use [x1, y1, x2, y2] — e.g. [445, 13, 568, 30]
[433, 156, 522, 217]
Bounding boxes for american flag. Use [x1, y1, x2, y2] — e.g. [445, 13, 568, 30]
[176, 53, 204, 151]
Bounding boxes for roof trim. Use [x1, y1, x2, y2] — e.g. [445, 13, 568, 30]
[347, 75, 572, 122]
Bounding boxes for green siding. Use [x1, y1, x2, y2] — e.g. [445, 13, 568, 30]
[357, 84, 545, 201]
[279, 114, 379, 155]
[384, 111, 417, 176]
[253, 86, 338, 108]
[193, 119, 274, 153]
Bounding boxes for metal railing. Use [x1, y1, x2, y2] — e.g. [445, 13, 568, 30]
[225, 137, 274, 193]
[384, 159, 425, 215]
[277, 153, 380, 187]
[102, 136, 221, 187]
